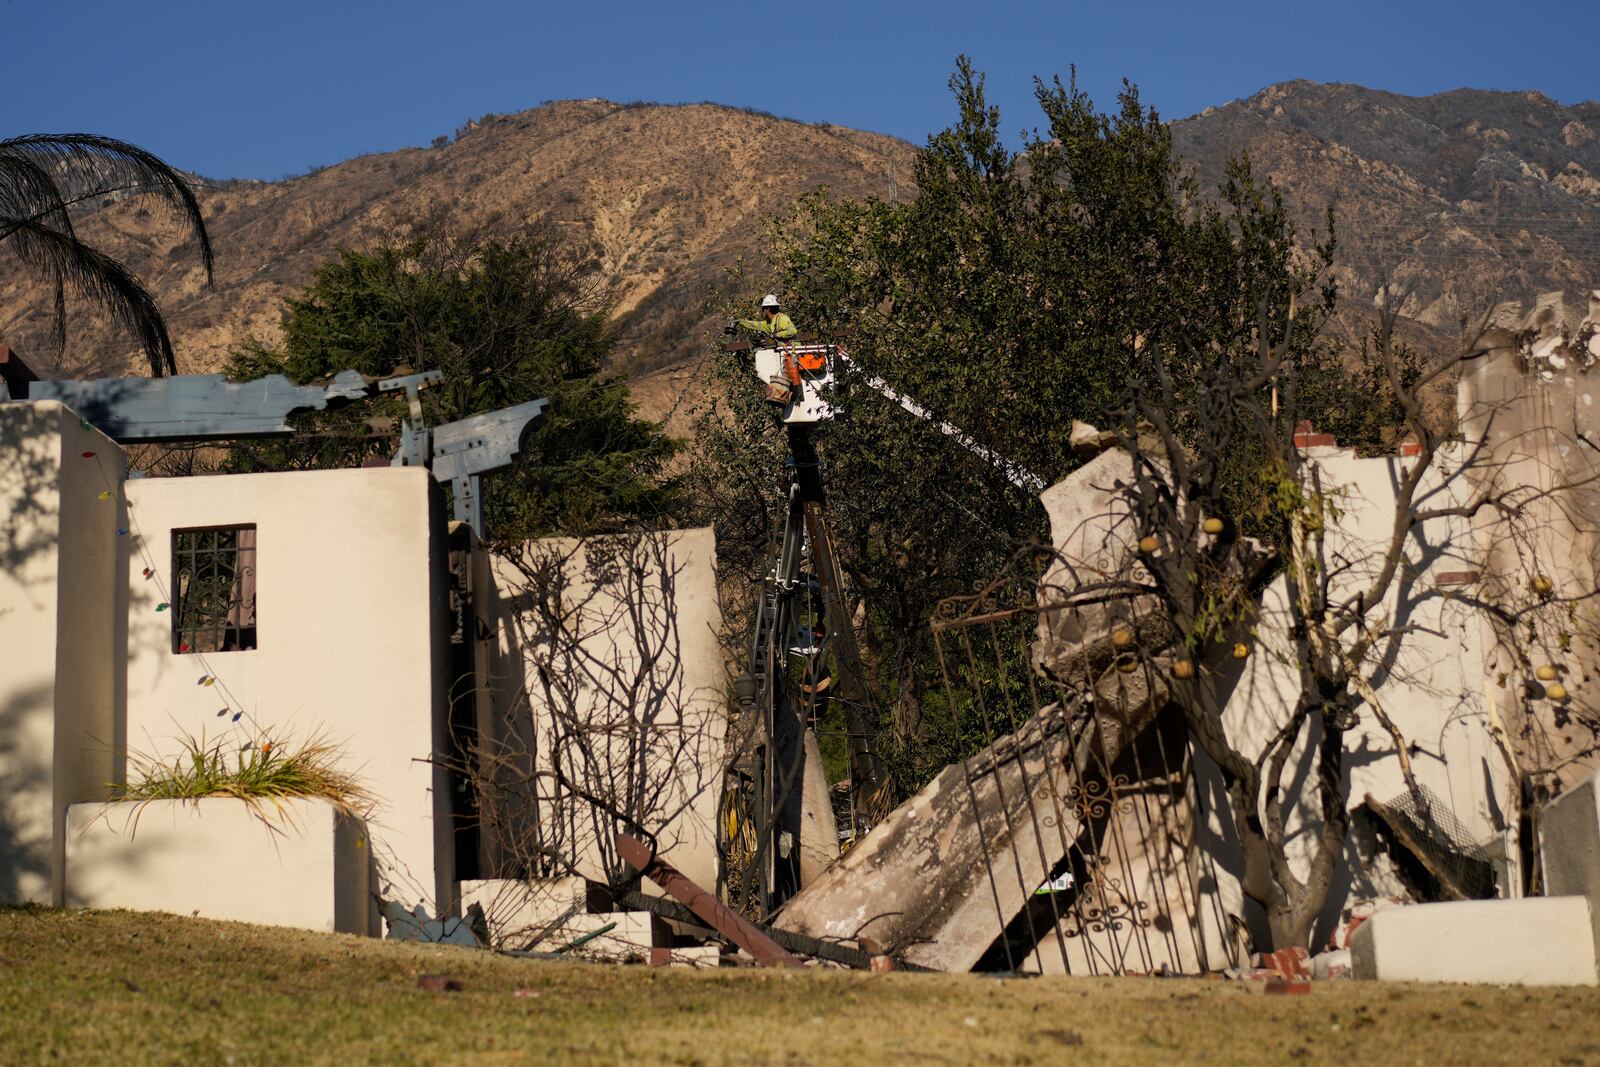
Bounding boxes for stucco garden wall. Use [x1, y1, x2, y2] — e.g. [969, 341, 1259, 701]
[65, 798, 373, 934]
[1192, 443, 1516, 953]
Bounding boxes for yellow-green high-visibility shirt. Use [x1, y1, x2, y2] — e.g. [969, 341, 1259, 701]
[738, 312, 798, 341]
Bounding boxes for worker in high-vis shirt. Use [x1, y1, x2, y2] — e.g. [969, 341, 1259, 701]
[734, 294, 798, 342]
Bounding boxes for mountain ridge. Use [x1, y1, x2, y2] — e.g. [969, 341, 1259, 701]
[2, 82, 1596, 429]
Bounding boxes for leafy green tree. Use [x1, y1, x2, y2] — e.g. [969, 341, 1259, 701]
[226, 227, 679, 540]
[694, 59, 1350, 792]
[1, 134, 213, 375]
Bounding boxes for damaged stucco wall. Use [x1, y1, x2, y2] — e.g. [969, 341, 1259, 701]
[481, 528, 726, 895]
[1459, 290, 1600, 798]
[1192, 441, 1518, 955]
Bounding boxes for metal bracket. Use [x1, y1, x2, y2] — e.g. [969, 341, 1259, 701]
[377, 370, 444, 468]
[416, 397, 550, 537]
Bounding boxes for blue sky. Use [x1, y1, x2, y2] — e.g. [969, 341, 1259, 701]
[3, 0, 1596, 180]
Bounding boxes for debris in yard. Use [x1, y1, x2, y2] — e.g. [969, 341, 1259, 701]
[382, 900, 483, 947]
[1328, 897, 1408, 951]
[1255, 947, 1310, 979]
[774, 693, 1152, 972]
[616, 885, 880, 969]
[553, 922, 617, 955]
[616, 831, 805, 969]
[1264, 979, 1312, 996]
[1310, 949, 1352, 980]
[416, 975, 463, 992]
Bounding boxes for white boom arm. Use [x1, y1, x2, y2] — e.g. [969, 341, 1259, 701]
[848, 357, 1045, 492]
[748, 343, 1045, 492]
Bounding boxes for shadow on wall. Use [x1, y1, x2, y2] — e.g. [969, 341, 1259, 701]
[478, 530, 724, 890]
[0, 682, 54, 901]
[0, 409, 61, 606]
[0, 409, 66, 903]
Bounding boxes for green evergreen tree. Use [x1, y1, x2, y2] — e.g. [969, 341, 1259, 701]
[226, 228, 680, 540]
[695, 59, 1350, 790]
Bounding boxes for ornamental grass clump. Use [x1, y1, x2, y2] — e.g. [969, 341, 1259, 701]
[121, 728, 374, 822]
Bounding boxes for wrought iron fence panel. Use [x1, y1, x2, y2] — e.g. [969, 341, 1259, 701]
[932, 544, 1225, 975]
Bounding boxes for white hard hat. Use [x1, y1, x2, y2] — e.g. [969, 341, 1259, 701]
[760, 294, 781, 309]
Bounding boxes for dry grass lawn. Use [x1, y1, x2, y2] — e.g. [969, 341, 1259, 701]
[2, 907, 1598, 1066]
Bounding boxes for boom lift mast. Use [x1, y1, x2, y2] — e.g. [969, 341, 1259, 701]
[724, 336, 1042, 915]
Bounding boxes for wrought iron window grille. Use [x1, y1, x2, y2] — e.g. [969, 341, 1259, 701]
[171, 525, 257, 654]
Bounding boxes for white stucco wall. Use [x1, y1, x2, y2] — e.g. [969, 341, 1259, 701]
[482, 528, 727, 893]
[1035, 439, 1519, 960]
[121, 466, 453, 909]
[0, 401, 124, 905]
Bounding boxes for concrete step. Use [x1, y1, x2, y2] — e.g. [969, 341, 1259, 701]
[650, 945, 724, 968]
[1350, 897, 1597, 986]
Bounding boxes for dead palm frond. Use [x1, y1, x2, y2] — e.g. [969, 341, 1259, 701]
[0, 133, 214, 375]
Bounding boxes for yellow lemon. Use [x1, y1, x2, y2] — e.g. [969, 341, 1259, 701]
[1172, 660, 1195, 679]
[1232, 642, 1250, 660]
[1116, 656, 1139, 674]
[1536, 664, 1559, 682]
[1533, 575, 1555, 596]
[1203, 517, 1225, 535]
[1548, 682, 1569, 701]
[1138, 535, 1160, 554]
[1111, 627, 1135, 648]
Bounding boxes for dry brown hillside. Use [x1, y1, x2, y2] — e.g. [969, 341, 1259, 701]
[5, 84, 1597, 431]
[0, 100, 914, 394]
[1174, 82, 1600, 327]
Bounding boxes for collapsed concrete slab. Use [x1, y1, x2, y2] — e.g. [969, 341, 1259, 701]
[777, 449, 1177, 972]
[776, 694, 1157, 971]
[1349, 897, 1597, 986]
